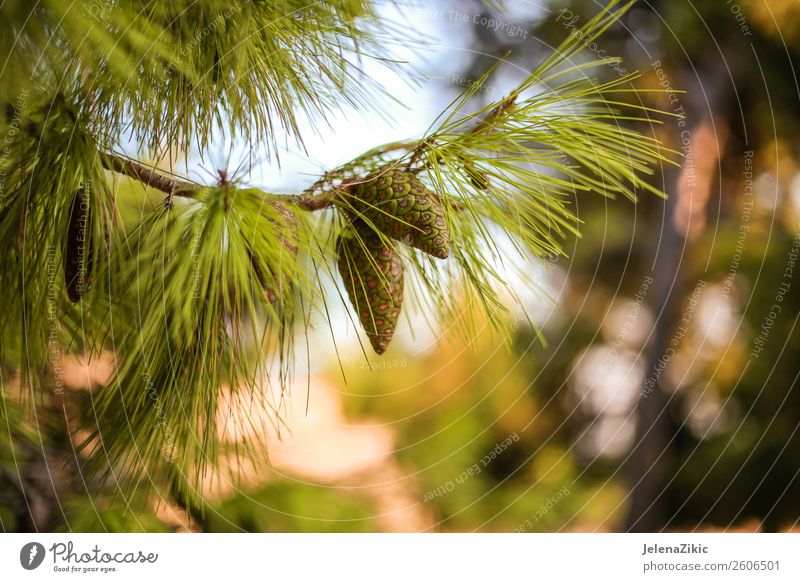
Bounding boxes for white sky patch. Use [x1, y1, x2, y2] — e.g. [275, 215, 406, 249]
[581, 413, 637, 459]
[696, 284, 740, 348]
[247, 2, 478, 192]
[572, 346, 644, 416]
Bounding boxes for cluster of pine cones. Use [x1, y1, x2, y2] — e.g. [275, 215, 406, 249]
[336, 168, 450, 354]
[63, 169, 451, 357]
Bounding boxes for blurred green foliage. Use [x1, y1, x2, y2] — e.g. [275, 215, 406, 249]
[206, 482, 377, 533]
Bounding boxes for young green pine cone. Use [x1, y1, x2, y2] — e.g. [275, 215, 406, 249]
[64, 188, 93, 303]
[249, 201, 299, 303]
[337, 225, 404, 354]
[347, 169, 450, 259]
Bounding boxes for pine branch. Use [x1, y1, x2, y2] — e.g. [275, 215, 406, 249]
[283, 190, 338, 211]
[101, 154, 198, 197]
[99, 151, 421, 211]
[100, 151, 341, 210]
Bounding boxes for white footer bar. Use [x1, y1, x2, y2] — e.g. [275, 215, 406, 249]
[1, 533, 797, 581]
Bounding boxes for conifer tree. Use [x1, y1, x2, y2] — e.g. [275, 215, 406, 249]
[0, 0, 674, 522]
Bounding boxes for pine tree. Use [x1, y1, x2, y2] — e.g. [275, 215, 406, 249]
[0, 0, 674, 527]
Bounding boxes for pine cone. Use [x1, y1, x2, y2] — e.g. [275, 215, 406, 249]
[64, 188, 93, 303]
[250, 201, 298, 303]
[337, 225, 404, 354]
[347, 169, 450, 259]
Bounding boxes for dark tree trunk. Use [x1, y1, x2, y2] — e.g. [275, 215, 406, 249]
[625, 164, 684, 531]
[625, 55, 734, 530]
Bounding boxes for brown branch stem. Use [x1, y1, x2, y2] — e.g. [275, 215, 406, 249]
[101, 154, 199, 197]
[101, 151, 340, 210]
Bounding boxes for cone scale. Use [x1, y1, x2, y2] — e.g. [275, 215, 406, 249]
[337, 226, 404, 354]
[346, 169, 450, 259]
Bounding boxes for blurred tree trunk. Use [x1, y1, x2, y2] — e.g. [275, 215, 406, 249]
[625, 59, 733, 531]
[625, 163, 684, 531]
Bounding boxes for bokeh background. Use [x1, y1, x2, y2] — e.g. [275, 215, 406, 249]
[3, 0, 800, 532]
